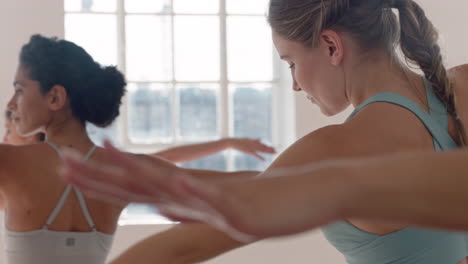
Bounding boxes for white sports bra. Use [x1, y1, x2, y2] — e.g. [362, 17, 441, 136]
[2, 142, 114, 264]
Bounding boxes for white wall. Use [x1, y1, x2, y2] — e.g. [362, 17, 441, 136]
[0, 0, 65, 122]
[0, 0, 64, 261]
[421, 0, 468, 68]
[0, 1, 467, 263]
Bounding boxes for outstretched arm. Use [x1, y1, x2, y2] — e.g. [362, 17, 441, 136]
[68, 145, 468, 240]
[153, 138, 275, 163]
[62, 127, 468, 253]
[63, 125, 354, 262]
[165, 149, 468, 238]
[346, 149, 468, 231]
[139, 153, 261, 182]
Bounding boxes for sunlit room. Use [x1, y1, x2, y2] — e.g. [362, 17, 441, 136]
[0, 0, 468, 263]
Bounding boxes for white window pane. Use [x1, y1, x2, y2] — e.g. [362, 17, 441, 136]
[227, 0, 269, 14]
[87, 121, 120, 147]
[65, 0, 116, 12]
[124, 204, 158, 215]
[228, 16, 273, 81]
[175, 16, 219, 81]
[128, 83, 173, 143]
[182, 152, 227, 171]
[231, 84, 272, 142]
[178, 84, 218, 140]
[65, 14, 118, 66]
[125, 0, 171, 13]
[233, 151, 273, 171]
[174, 0, 218, 14]
[126, 15, 172, 81]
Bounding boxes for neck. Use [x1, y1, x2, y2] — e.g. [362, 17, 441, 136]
[345, 53, 423, 108]
[45, 117, 93, 150]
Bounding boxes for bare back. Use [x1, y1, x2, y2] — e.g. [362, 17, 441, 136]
[1, 143, 124, 234]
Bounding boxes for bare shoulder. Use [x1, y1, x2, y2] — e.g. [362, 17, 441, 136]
[449, 64, 468, 128]
[0, 143, 55, 184]
[0, 143, 45, 165]
[347, 101, 435, 149]
[270, 100, 435, 170]
[449, 63, 468, 77]
[449, 64, 468, 93]
[266, 124, 362, 169]
[0, 144, 18, 173]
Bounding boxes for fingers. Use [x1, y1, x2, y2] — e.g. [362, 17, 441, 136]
[171, 177, 260, 243]
[103, 140, 146, 173]
[254, 140, 276, 154]
[103, 141, 187, 196]
[61, 163, 156, 205]
[177, 175, 221, 207]
[61, 142, 206, 210]
[251, 152, 266, 161]
[233, 139, 274, 159]
[60, 147, 172, 206]
[260, 145, 276, 154]
[62, 151, 156, 197]
[158, 202, 210, 223]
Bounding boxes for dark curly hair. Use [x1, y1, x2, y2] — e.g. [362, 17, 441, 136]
[19, 34, 127, 127]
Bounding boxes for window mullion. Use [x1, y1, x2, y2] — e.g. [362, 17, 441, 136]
[117, 0, 131, 147]
[219, 0, 233, 170]
[170, 0, 179, 145]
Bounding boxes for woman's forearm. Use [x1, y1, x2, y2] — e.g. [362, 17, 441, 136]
[153, 140, 230, 163]
[137, 153, 260, 182]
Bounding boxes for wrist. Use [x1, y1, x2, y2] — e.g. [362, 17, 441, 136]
[219, 138, 234, 148]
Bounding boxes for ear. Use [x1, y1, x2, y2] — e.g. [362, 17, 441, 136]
[319, 30, 344, 66]
[47, 85, 68, 111]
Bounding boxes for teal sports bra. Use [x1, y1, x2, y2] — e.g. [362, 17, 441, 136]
[322, 79, 467, 264]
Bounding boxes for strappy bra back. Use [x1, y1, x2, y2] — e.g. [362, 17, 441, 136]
[3, 142, 114, 264]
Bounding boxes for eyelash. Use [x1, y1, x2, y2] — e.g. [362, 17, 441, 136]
[289, 63, 295, 69]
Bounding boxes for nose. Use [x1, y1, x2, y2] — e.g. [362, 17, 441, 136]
[7, 95, 16, 111]
[292, 79, 301, 92]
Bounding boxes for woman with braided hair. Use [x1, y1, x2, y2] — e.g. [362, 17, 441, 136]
[63, 0, 468, 263]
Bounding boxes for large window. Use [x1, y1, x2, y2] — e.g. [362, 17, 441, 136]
[64, 0, 288, 222]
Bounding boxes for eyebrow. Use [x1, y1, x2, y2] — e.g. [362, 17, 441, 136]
[280, 55, 289, 60]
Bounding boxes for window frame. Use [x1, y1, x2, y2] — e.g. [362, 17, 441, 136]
[64, 0, 295, 173]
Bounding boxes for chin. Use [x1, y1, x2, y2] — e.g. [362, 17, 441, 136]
[319, 101, 351, 117]
[318, 105, 336, 117]
[321, 110, 337, 117]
